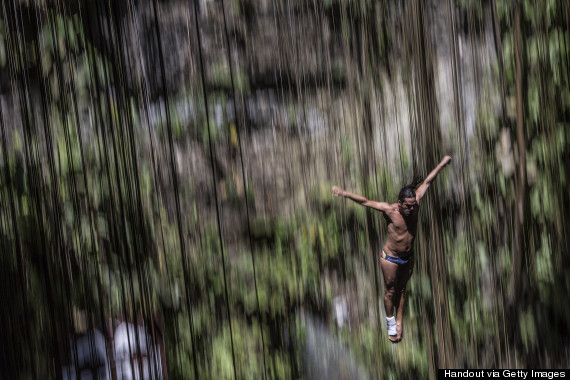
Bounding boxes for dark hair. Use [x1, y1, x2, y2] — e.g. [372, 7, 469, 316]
[398, 177, 423, 202]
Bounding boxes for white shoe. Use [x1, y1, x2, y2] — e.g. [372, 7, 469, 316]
[386, 316, 397, 336]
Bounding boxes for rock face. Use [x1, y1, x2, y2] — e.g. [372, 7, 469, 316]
[1, 0, 499, 231]
[71, 0, 342, 100]
[1, 1, 510, 378]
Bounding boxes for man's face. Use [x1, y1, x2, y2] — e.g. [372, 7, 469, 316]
[399, 197, 417, 217]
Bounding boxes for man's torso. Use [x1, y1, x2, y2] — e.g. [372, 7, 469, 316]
[382, 203, 419, 257]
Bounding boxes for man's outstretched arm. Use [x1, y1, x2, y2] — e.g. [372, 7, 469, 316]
[332, 186, 391, 212]
[415, 155, 452, 201]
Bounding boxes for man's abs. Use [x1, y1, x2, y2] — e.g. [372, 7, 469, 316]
[384, 219, 416, 256]
[383, 234, 414, 257]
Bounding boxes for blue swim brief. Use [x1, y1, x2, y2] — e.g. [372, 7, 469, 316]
[381, 250, 413, 265]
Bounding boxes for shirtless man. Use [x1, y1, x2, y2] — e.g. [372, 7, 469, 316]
[332, 155, 452, 342]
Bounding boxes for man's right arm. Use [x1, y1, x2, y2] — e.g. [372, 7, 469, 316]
[332, 186, 391, 212]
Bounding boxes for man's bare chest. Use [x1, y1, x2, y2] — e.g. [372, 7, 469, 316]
[386, 215, 418, 237]
[388, 222, 414, 237]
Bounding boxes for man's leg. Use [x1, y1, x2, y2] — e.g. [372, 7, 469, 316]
[393, 258, 414, 341]
[380, 257, 398, 342]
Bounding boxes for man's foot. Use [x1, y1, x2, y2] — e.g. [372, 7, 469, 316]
[386, 316, 398, 342]
[395, 322, 403, 342]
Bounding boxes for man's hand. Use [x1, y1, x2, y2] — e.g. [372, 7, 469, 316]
[332, 186, 344, 197]
[442, 155, 452, 166]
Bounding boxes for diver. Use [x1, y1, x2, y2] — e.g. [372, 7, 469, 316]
[332, 155, 452, 342]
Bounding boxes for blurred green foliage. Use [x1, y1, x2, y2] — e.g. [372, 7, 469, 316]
[1, 0, 570, 378]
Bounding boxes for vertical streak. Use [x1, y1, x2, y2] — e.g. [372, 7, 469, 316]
[186, 0, 239, 378]
[219, 0, 268, 378]
[147, 0, 201, 377]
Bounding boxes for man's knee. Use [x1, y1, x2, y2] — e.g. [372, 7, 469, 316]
[384, 286, 396, 300]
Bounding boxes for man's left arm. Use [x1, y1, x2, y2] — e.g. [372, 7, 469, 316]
[415, 156, 452, 201]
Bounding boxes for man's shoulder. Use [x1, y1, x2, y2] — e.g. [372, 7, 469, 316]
[384, 203, 399, 214]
